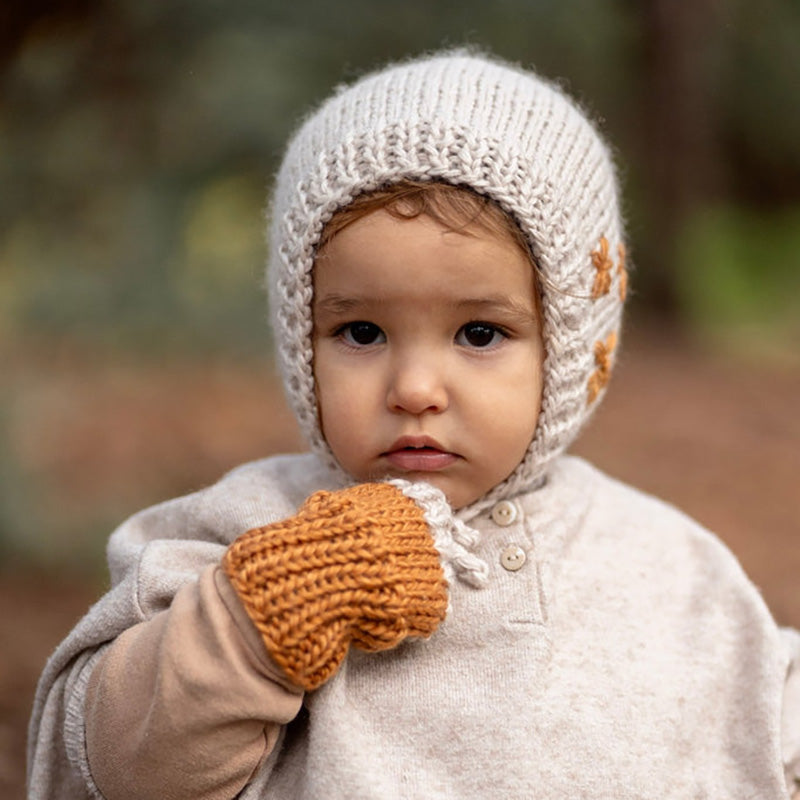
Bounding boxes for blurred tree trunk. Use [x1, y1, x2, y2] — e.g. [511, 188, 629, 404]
[638, 0, 723, 318]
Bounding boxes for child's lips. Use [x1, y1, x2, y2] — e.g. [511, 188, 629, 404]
[381, 436, 459, 472]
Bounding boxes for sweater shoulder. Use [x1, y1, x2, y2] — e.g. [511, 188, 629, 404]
[553, 454, 720, 536]
[548, 455, 761, 593]
[540, 457, 782, 661]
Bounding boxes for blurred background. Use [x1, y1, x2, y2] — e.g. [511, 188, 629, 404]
[1, 0, 799, 792]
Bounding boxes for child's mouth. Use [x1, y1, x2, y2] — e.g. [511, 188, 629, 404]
[382, 438, 458, 472]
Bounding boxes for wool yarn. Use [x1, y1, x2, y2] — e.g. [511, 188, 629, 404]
[223, 482, 448, 690]
[267, 51, 627, 515]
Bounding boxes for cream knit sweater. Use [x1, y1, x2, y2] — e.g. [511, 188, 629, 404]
[28, 453, 800, 799]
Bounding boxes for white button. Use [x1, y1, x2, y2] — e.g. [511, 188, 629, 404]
[500, 545, 526, 572]
[491, 500, 518, 527]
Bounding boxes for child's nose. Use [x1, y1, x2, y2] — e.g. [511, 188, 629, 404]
[386, 357, 448, 415]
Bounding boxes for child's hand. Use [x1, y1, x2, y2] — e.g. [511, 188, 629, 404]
[222, 483, 448, 691]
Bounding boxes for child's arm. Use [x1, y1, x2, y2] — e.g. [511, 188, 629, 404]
[83, 482, 448, 800]
[84, 565, 303, 800]
[27, 457, 305, 799]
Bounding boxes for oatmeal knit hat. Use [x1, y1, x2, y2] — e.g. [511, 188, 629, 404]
[267, 50, 627, 515]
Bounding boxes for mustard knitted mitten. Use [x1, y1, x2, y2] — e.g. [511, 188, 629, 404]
[222, 483, 448, 691]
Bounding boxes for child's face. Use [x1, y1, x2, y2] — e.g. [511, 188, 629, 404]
[312, 209, 543, 509]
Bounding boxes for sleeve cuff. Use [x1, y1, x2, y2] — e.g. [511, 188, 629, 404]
[388, 479, 489, 589]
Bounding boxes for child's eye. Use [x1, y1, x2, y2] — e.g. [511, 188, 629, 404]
[455, 322, 506, 349]
[338, 321, 386, 346]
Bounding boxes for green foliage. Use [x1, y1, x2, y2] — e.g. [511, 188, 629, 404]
[677, 204, 800, 352]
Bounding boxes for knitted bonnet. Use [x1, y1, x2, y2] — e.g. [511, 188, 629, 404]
[267, 51, 627, 515]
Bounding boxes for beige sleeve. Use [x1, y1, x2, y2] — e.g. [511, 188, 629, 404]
[85, 564, 303, 800]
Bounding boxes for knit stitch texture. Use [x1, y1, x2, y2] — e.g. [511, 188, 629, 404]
[222, 482, 448, 690]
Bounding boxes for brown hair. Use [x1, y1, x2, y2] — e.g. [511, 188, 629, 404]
[317, 180, 534, 264]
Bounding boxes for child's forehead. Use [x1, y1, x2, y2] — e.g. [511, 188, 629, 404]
[312, 209, 539, 317]
[315, 180, 535, 268]
[313, 199, 543, 321]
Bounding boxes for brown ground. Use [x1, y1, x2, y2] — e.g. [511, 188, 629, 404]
[2, 327, 799, 796]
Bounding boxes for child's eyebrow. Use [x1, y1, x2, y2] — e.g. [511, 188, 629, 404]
[455, 296, 538, 324]
[314, 293, 537, 322]
[313, 294, 372, 315]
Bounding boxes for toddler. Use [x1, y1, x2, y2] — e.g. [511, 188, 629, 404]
[28, 51, 800, 799]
